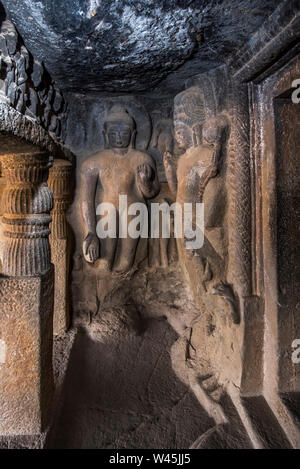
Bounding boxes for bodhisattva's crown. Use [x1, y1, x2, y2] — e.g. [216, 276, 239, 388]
[105, 104, 135, 128]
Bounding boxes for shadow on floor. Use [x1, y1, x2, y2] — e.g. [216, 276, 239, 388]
[47, 317, 215, 449]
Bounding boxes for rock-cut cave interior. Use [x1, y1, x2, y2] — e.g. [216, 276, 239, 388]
[0, 0, 299, 451]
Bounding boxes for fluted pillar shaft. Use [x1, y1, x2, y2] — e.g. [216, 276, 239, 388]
[0, 150, 54, 435]
[48, 159, 72, 335]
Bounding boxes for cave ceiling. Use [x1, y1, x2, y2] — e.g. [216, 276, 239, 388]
[1, 0, 280, 94]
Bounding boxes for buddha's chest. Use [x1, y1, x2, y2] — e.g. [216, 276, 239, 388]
[100, 157, 137, 190]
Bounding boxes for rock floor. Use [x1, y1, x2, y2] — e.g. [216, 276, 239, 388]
[48, 316, 214, 449]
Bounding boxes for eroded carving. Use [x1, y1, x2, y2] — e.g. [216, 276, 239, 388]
[0, 20, 67, 141]
[158, 86, 243, 418]
[164, 87, 237, 318]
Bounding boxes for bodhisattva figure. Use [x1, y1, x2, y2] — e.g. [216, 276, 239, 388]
[164, 117, 228, 251]
[80, 104, 160, 273]
[163, 86, 227, 212]
[163, 87, 238, 321]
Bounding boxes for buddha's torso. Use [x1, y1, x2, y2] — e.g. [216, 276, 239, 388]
[94, 149, 149, 205]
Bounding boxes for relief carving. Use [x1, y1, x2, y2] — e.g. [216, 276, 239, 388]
[163, 86, 239, 322]
[158, 86, 243, 420]
[0, 20, 67, 141]
[80, 103, 160, 274]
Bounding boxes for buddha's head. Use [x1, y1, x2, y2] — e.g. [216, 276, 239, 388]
[104, 104, 136, 149]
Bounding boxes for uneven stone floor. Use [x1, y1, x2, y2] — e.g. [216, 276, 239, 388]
[48, 316, 214, 449]
[0, 265, 254, 449]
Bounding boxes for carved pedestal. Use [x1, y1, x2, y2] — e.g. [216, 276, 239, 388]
[48, 159, 72, 335]
[0, 151, 54, 435]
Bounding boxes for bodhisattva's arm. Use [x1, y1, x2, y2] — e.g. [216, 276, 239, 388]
[137, 155, 160, 199]
[163, 151, 177, 197]
[191, 142, 222, 202]
[80, 160, 100, 263]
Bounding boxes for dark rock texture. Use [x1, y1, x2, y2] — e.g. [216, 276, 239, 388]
[0, 16, 68, 142]
[2, 0, 280, 93]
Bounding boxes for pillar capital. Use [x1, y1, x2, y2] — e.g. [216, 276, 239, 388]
[0, 150, 53, 276]
[48, 158, 72, 240]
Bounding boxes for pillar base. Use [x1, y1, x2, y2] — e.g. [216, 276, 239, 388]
[0, 266, 54, 436]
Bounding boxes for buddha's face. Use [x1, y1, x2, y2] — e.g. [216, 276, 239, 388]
[106, 122, 133, 148]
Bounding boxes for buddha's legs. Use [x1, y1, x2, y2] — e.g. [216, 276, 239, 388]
[113, 237, 139, 273]
[99, 237, 117, 271]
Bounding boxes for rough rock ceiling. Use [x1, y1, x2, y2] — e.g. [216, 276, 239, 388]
[2, 0, 280, 94]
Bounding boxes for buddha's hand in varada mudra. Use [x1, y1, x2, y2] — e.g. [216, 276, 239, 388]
[83, 232, 99, 263]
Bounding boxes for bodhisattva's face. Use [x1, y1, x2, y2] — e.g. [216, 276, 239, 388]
[174, 124, 193, 150]
[106, 122, 132, 149]
[202, 119, 222, 145]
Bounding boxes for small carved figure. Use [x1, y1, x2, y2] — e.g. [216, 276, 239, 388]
[80, 104, 160, 273]
[151, 118, 174, 155]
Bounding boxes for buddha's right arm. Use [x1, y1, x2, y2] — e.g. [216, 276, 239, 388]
[80, 163, 98, 237]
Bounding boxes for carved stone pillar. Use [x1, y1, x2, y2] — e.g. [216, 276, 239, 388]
[48, 159, 72, 335]
[1, 151, 53, 276]
[0, 150, 54, 435]
[0, 174, 6, 215]
[0, 173, 6, 271]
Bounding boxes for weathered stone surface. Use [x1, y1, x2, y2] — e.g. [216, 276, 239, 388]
[0, 0, 299, 451]
[2, 0, 280, 93]
[0, 267, 54, 435]
[50, 238, 70, 335]
[32, 60, 44, 89]
[57, 263, 253, 449]
[0, 16, 68, 144]
[0, 102, 74, 162]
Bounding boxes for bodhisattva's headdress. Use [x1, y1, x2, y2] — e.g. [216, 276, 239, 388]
[174, 87, 205, 132]
[173, 87, 206, 147]
[105, 104, 135, 129]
